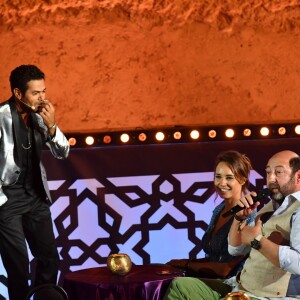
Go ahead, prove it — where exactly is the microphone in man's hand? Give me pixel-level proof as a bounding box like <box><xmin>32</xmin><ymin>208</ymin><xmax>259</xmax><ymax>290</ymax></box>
<box><xmin>222</xmin><ymin>188</ymin><xmax>271</xmax><ymax>218</ymax></box>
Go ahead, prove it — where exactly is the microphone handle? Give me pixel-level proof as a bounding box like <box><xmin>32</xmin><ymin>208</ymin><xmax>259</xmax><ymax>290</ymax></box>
<box><xmin>222</xmin><ymin>188</ymin><xmax>270</xmax><ymax>218</ymax></box>
<box><xmin>222</xmin><ymin>204</ymin><xmax>247</xmax><ymax>218</ymax></box>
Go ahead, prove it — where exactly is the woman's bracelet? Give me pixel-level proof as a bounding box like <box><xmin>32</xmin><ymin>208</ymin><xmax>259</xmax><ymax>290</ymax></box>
<box><xmin>48</xmin><ymin>122</ymin><xmax>57</xmax><ymax>130</ymax></box>
<box><xmin>234</xmin><ymin>214</ymin><xmax>247</xmax><ymax>231</ymax></box>
<box><xmin>234</xmin><ymin>214</ymin><xmax>247</xmax><ymax>222</ymax></box>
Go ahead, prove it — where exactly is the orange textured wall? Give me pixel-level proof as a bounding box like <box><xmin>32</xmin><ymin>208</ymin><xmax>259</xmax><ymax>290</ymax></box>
<box><xmin>1</xmin><ymin>0</ymin><xmax>300</xmax><ymax>133</ymax></box>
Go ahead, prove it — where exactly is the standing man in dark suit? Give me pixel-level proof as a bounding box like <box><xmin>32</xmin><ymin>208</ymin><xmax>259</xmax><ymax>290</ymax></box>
<box><xmin>0</xmin><ymin>64</ymin><xmax>70</xmax><ymax>300</ymax></box>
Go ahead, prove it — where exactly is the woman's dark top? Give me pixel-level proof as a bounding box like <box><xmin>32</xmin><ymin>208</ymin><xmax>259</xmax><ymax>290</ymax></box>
<box><xmin>201</xmin><ymin>201</ymin><xmax>256</xmax><ymax>277</ymax></box>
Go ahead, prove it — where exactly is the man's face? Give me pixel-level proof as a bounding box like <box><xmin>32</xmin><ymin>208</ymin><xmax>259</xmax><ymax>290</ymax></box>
<box><xmin>266</xmin><ymin>152</ymin><xmax>297</xmax><ymax>202</ymax></box>
<box><xmin>23</xmin><ymin>79</ymin><xmax>46</xmax><ymax>107</ymax></box>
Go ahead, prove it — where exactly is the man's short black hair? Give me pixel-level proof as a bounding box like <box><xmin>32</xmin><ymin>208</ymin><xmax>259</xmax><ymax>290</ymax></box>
<box><xmin>9</xmin><ymin>64</ymin><xmax>45</xmax><ymax>96</ymax></box>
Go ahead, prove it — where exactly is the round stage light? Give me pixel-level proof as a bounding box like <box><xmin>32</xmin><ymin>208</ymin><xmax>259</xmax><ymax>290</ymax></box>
<box><xmin>278</xmin><ymin>127</ymin><xmax>286</xmax><ymax>135</ymax></box>
<box><xmin>225</xmin><ymin>128</ymin><xmax>234</xmax><ymax>138</ymax></box>
<box><xmin>155</xmin><ymin>132</ymin><xmax>165</xmax><ymax>141</ymax></box>
<box><xmin>243</xmin><ymin>128</ymin><xmax>251</xmax><ymax>137</ymax></box>
<box><xmin>173</xmin><ymin>131</ymin><xmax>182</xmax><ymax>140</ymax></box>
<box><xmin>120</xmin><ymin>133</ymin><xmax>130</xmax><ymax>143</ymax></box>
<box><xmin>138</xmin><ymin>133</ymin><xmax>147</xmax><ymax>142</ymax></box>
<box><xmin>85</xmin><ymin>136</ymin><xmax>94</xmax><ymax>145</ymax></box>
<box><xmin>68</xmin><ymin>137</ymin><xmax>77</xmax><ymax>146</ymax></box>
<box><xmin>208</xmin><ymin>130</ymin><xmax>216</xmax><ymax>138</ymax></box>
<box><xmin>295</xmin><ymin>125</ymin><xmax>300</xmax><ymax>135</ymax></box>
<box><xmin>190</xmin><ymin>130</ymin><xmax>200</xmax><ymax>140</ymax></box>
<box><xmin>260</xmin><ymin>127</ymin><xmax>269</xmax><ymax>137</ymax></box>
<box><xmin>103</xmin><ymin>135</ymin><xmax>112</xmax><ymax>144</ymax></box>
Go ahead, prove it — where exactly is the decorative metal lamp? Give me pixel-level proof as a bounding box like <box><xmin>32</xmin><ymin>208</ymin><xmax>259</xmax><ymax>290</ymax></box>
<box><xmin>225</xmin><ymin>291</ymin><xmax>250</xmax><ymax>300</ymax></box>
<box><xmin>107</xmin><ymin>253</ymin><xmax>132</xmax><ymax>276</ymax></box>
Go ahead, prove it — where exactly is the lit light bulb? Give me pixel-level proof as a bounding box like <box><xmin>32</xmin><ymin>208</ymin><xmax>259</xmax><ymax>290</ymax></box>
<box><xmin>278</xmin><ymin>127</ymin><xmax>286</xmax><ymax>135</ymax></box>
<box><xmin>173</xmin><ymin>131</ymin><xmax>182</xmax><ymax>140</ymax></box>
<box><xmin>120</xmin><ymin>133</ymin><xmax>130</xmax><ymax>143</ymax></box>
<box><xmin>225</xmin><ymin>129</ymin><xmax>234</xmax><ymax>138</ymax></box>
<box><xmin>68</xmin><ymin>137</ymin><xmax>77</xmax><ymax>146</ymax></box>
<box><xmin>138</xmin><ymin>133</ymin><xmax>147</xmax><ymax>142</ymax></box>
<box><xmin>243</xmin><ymin>129</ymin><xmax>251</xmax><ymax>137</ymax></box>
<box><xmin>260</xmin><ymin>127</ymin><xmax>269</xmax><ymax>137</ymax></box>
<box><xmin>155</xmin><ymin>132</ymin><xmax>165</xmax><ymax>141</ymax></box>
<box><xmin>208</xmin><ymin>130</ymin><xmax>216</xmax><ymax>138</ymax></box>
<box><xmin>190</xmin><ymin>130</ymin><xmax>200</xmax><ymax>140</ymax></box>
<box><xmin>295</xmin><ymin>125</ymin><xmax>300</xmax><ymax>135</ymax></box>
<box><xmin>85</xmin><ymin>136</ymin><xmax>94</xmax><ymax>145</ymax></box>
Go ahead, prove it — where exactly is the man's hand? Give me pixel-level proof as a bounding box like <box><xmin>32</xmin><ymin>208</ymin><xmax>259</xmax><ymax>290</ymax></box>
<box><xmin>235</xmin><ymin>192</ymin><xmax>260</xmax><ymax>220</ymax></box>
<box><xmin>38</xmin><ymin>99</ymin><xmax>56</xmax><ymax>130</ymax></box>
<box><xmin>268</xmin><ymin>225</ymin><xmax>289</xmax><ymax>246</ymax></box>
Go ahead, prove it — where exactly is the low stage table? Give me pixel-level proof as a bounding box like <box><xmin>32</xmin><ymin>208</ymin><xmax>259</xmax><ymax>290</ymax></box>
<box><xmin>63</xmin><ymin>264</ymin><xmax>185</xmax><ymax>300</ymax></box>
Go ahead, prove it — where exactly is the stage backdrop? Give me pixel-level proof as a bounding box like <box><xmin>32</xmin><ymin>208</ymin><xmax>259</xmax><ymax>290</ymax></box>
<box><xmin>0</xmin><ymin>137</ymin><xmax>299</xmax><ymax>298</ymax></box>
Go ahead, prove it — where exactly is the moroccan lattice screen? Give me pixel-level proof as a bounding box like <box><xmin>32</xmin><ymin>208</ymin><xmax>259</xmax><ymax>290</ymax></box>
<box><xmin>0</xmin><ymin>138</ymin><xmax>299</xmax><ymax>299</ymax></box>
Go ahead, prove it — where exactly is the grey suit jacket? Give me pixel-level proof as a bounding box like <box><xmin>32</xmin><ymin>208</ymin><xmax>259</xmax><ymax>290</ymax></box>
<box><xmin>0</xmin><ymin>98</ymin><xmax>70</xmax><ymax>205</ymax></box>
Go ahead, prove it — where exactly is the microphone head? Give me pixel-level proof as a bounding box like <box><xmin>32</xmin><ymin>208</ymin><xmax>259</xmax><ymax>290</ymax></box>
<box><xmin>257</xmin><ymin>188</ymin><xmax>271</xmax><ymax>198</ymax></box>
<box><xmin>221</xmin><ymin>188</ymin><xmax>271</xmax><ymax>218</ymax></box>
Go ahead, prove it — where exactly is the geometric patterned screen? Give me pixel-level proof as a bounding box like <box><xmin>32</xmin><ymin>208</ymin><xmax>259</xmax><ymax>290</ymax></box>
<box><xmin>0</xmin><ymin>138</ymin><xmax>299</xmax><ymax>298</ymax></box>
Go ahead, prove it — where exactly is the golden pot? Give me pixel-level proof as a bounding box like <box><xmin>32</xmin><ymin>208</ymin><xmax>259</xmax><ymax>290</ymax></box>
<box><xmin>107</xmin><ymin>253</ymin><xmax>132</xmax><ymax>275</ymax></box>
<box><xmin>225</xmin><ymin>291</ymin><xmax>250</xmax><ymax>300</ymax></box>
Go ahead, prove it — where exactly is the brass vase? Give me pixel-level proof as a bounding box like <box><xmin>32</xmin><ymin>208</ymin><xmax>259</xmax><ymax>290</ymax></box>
<box><xmin>225</xmin><ymin>291</ymin><xmax>250</xmax><ymax>300</ymax></box>
<box><xmin>107</xmin><ymin>253</ymin><xmax>132</xmax><ymax>275</ymax></box>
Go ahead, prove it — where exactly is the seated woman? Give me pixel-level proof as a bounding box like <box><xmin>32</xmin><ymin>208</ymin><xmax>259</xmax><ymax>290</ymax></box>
<box><xmin>166</xmin><ymin>150</ymin><xmax>256</xmax><ymax>279</ymax></box>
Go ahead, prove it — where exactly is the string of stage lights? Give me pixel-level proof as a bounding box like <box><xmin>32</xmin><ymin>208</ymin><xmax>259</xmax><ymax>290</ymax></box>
<box><xmin>66</xmin><ymin>123</ymin><xmax>300</xmax><ymax>148</ymax></box>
